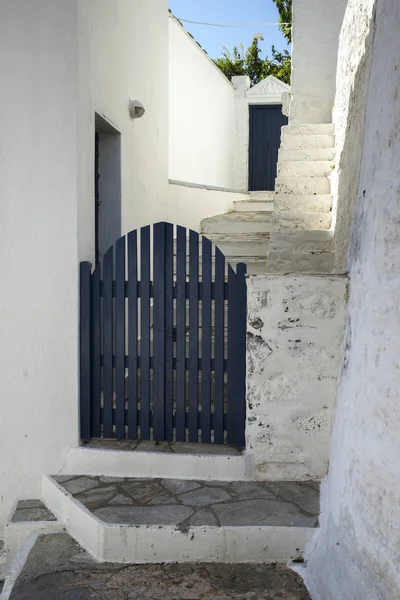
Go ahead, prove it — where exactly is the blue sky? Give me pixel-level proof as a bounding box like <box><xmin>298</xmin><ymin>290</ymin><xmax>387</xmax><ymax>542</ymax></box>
<box><xmin>168</xmin><ymin>0</ymin><xmax>289</xmax><ymax>60</ymax></box>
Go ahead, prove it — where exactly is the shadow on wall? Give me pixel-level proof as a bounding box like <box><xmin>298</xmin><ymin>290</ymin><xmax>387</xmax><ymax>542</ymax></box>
<box><xmin>332</xmin><ymin>1</ymin><xmax>378</xmax><ymax>273</ymax></box>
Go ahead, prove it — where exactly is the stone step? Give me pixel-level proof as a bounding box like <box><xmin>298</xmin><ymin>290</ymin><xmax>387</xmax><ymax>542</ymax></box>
<box><xmin>269</xmin><ymin>230</ymin><xmax>334</xmax><ymax>254</ymax></box>
<box><xmin>272</xmin><ymin>211</ymin><xmax>332</xmax><ymax>232</ymax></box>
<box><xmin>281</xmin><ymin>123</ymin><xmax>334</xmax><ymax>136</ymax></box>
<box><xmin>201</xmin><ymin>211</ymin><xmax>272</xmax><ymax>235</ymax></box>
<box><xmin>277</xmin><ymin>160</ymin><xmax>333</xmax><ymax>179</ymax></box>
<box><xmin>233</xmin><ymin>199</ymin><xmax>274</xmax><ymax>212</ymax></box>
<box><xmin>274</xmin><ymin>193</ymin><xmax>332</xmax><ymax>213</ymax></box>
<box><xmin>280</xmin><ymin>134</ymin><xmax>335</xmax><ymax>151</ymax></box>
<box><xmin>43</xmin><ymin>475</ymin><xmax>319</xmax><ymax>564</ymax></box>
<box><xmin>267</xmin><ymin>250</ymin><xmax>335</xmax><ymax>274</ymax></box>
<box><xmin>278</xmin><ymin>147</ymin><xmax>335</xmax><ymax>162</ymax></box>
<box><xmin>275</xmin><ymin>177</ymin><xmax>331</xmax><ymax>195</ymax></box>
<box><xmin>203</xmin><ymin>233</ymin><xmax>270</xmax><ymax>256</ymax></box>
<box><xmin>248</xmin><ymin>191</ymin><xmax>274</xmax><ymax>201</ymax></box>
<box><xmin>5</xmin><ymin>499</ymin><xmax>63</xmax><ymax>572</ymax></box>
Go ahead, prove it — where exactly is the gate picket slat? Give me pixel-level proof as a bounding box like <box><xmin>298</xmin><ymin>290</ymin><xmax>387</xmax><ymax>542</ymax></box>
<box><xmin>127</xmin><ymin>230</ymin><xmax>138</xmax><ymax>439</ymax></box>
<box><xmin>91</xmin><ymin>265</ymin><xmax>101</xmax><ymax>438</ymax></box>
<box><xmin>201</xmin><ymin>236</ymin><xmax>212</xmax><ymax>443</ymax></box>
<box><xmin>103</xmin><ymin>246</ymin><xmax>114</xmax><ymax>438</ymax></box>
<box><xmin>80</xmin><ymin>262</ymin><xmax>92</xmax><ymax>439</ymax></box>
<box><xmin>140</xmin><ymin>225</ymin><xmax>151</xmax><ymax>440</ymax></box>
<box><xmin>175</xmin><ymin>226</ymin><xmax>187</xmax><ymax>442</ymax></box>
<box><xmin>188</xmin><ymin>229</ymin><xmax>199</xmax><ymax>442</ymax></box>
<box><xmin>213</xmin><ymin>247</ymin><xmax>225</xmax><ymax>445</ymax></box>
<box><xmin>165</xmin><ymin>223</ymin><xmax>174</xmax><ymax>441</ymax></box>
<box><xmin>115</xmin><ymin>236</ymin><xmax>126</xmax><ymax>439</ymax></box>
<box><xmin>153</xmin><ymin>222</ymin><xmax>166</xmax><ymax>441</ymax></box>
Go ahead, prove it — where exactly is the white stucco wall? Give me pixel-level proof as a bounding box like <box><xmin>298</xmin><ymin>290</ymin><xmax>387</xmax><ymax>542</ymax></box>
<box><xmin>246</xmin><ymin>275</ymin><xmax>347</xmax><ymax>481</ymax></box>
<box><xmin>78</xmin><ymin>0</ymin><xmax>169</xmax><ymax>263</ymax></box>
<box><xmin>167</xmin><ymin>182</ymin><xmax>248</xmax><ymax>232</ymax></box>
<box><xmin>290</xmin><ymin>0</ymin><xmax>347</xmax><ymax>124</ymax></box>
<box><xmin>331</xmin><ymin>0</ymin><xmax>377</xmax><ymax>272</ymax></box>
<box><xmin>0</xmin><ymin>0</ymin><xmax>80</xmax><ymax>533</ymax></box>
<box><xmin>305</xmin><ymin>1</ymin><xmax>400</xmax><ymax>598</ymax></box>
<box><xmin>168</xmin><ymin>16</ymin><xmax>235</xmax><ymax>189</ymax></box>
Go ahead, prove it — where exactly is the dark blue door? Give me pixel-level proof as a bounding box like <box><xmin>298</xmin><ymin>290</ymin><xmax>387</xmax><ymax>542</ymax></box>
<box><xmin>249</xmin><ymin>105</ymin><xmax>288</xmax><ymax>191</ymax></box>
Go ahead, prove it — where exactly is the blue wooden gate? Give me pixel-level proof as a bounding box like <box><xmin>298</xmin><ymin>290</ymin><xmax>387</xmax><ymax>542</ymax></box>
<box><xmin>80</xmin><ymin>222</ymin><xmax>247</xmax><ymax>446</ymax></box>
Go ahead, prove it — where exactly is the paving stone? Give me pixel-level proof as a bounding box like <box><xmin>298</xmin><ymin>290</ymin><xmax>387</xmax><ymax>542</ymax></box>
<box><xmin>9</xmin><ymin>533</ymin><xmax>310</xmax><ymax>599</ymax></box>
<box><xmin>179</xmin><ymin>487</ymin><xmax>231</xmax><ymax>506</ymax></box>
<box><xmin>16</xmin><ymin>500</ymin><xmax>45</xmax><ymax>509</ymax></box>
<box><xmin>75</xmin><ymin>486</ymin><xmax>117</xmax><ymax>509</ymax></box>
<box><xmin>93</xmin><ymin>505</ymin><xmax>193</xmax><ymax>525</ymax></box>
<box><xmin>161</xmin><ymin>479</ymin><xmax>200</xmax><ymax>495</ymax></box>
<box><xmin>60</xmin><ymin>477</ymin><xmax>100</xmax><ymax>495</ymax></box>
<box><xmin>11</xmin><ymin>502</ymin><xmax>57</xmax><ymax>523</ymax></box>
<box><xmin>169</xmin><ymin>442</ymin><xmax>241</xmax><ymax>456</ymax></box>
<box><xmin>99</xmin><ymin>476</ymin><xmax>124</xmax><ymax>484</ymax></box>
<box><xmin>213</xmin><ymin>499</ymin><xmax>318</xmax><ymax>527</ymax></box>
<box><xmin>52</xmin><ymin>475</ymin><xmax>75</xmax><ymax>484</ymax></box>
<box><xmin>188</xmin><ymin>508</ymin><xmax>219</xmax><ymax>526</ymax></box>
<box><xmin>264</xmin><ymin>482</ymin><xmax>320</xmax><ymax>516</ymax></box>
<box><xmin>229</xmin><ymin>481</ymin><xmax>276</xmax><ymax>500</ymax></box>
<box><xmin>108</xmin><ymin>494</ymin><xmax>135</xmax><ymax>506</ymax></box>
<box><xmin>135</xmin><ymin>440</ymin><xmax>172</xmax><ymax>453</ymax></box>
<box><xmin>122</xmin><ymin>481</ymin><xmax>172</xmax><ymax>505</ymax></box>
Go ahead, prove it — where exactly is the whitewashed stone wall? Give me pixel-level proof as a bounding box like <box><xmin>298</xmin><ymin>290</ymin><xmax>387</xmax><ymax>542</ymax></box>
<box><xmin>305</xmin><ymin>1</ymin><xmax>400</xmax><ymax>598</ymax></box>
<box><xmin>331</xmin><ymin>0</ymin><xmax>377</xmax><ymax>272</ymax></box>
<box><xmin>232</xmin><ymin>76</ymin><xmax>251</xmax><ymax>191</ymax></box>
<box><xmin>246</xmin><ymin>275</ymin><xmax>348</xmax><ymax>481</ymax></box>
<box><xmin>290</xmin><ymin>0</ymin><xmax>347</xmax><ymax>124</ymax></box>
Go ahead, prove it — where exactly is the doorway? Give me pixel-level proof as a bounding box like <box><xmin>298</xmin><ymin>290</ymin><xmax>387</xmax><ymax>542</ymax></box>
<box><xmin>94</xmin><ymin>114</ymin><xmax>121</xmax><ymax>264</ymax></box>
<box><xmin>248</xmin><ymin>105</ymin><xmax>288</xmax><ymax>191</ymax></box>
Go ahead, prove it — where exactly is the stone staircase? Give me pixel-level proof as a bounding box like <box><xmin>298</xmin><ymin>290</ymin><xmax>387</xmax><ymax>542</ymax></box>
<box><xmin>200</xmin><ymin>192</ymin><xmax>273</xmax><ymax>274</ymax></box>
<box><xmin>268</xmin><ymin>123</ymin><xmax>335</xmax><ymax>273</ymax></box>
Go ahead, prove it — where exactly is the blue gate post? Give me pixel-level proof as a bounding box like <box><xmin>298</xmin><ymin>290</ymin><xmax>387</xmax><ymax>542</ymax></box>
<box><xmin>80</xmin><ymin>261</ymin><xmax>92</xmax><ymax>439</ymax></box>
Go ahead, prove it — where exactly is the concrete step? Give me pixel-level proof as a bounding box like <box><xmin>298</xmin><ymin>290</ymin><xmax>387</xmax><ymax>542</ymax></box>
<box><xmin>43</xmin><ymin>475</ymin><xmax>319</xmax><ymax>564</ymax></box>
<box><xmin>274</xmin><ymin>193</ymin><xmax>332</xmax><ymax>213</ymax></box>
<box><xmin>272</xmin><ymin>211</ymin><xmax>332</xmax><ymax>232</ymax></box>
<box><xmin>267</xmin><ymin>250</ymin><xmax>335</xmax><ymax>274</ymax></box>
<box><xmin>275</xmin><ymin>177</ymin><xmax>331</xmax><ymax>195</ymax></box>
<box><xmin>204</xmin><ymin>232</ymin><xmax>270</xmax><ymax>257</ymax></box>
<box><xmin>201</xmin><ymin>211</ymin><xmax>272</xmax><ymax>235</ymax></box>
<box><xmin>248</xmin><ymin>191</ymin><xmax>274</xmax><ymax>201</ymax></box>
<box><xmin>233</xmin><ymin>199</ymin><xmax>274</xmax><ymax>212</ymax></box>
<box><xmin>278</xmin><ymin>147</ymin><xmax>335</xmax><ymax>162</ymax></box>
<box><xmin>277</xmin><ymin>160</ymin><xmax>333</xmax><ymax>179</ymax></box>
<box><xmin>280</xmin><ymin>134</ymin><xmax>335</xmax><ymax>151</ymax></box>
<box><xmin>281</xmin><ymin>123</ymin><xmax>334</xmax><ymax>136</ymax></box>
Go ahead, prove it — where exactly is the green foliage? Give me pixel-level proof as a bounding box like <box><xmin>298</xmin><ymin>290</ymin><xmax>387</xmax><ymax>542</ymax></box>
<box><xmin>272</xmin><ymin>0</ymin><xmax>292</xmax><ymax>43</ymax></box>
<box><xmin>214</xmin><ymin>35</ymin><xmax>291</xmax><ymax>86</ymax></box>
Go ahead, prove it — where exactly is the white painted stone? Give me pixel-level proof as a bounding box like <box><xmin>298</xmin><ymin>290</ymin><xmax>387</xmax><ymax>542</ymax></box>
<box><xmin>277</xmin><ymin>161</ymin><xmax>333</xmax><ymax>178</ymax></box>
<box><xmin>275</xmin><ymin>177</ymin><xmax>331</xmax><ymax>195</ymax></box>
<box><xmin>169</xmin><ymin>16</ymin><xmax>235</xmax><ymax>189</ymax></box>
<box><xmin>304</xmin><ymin>2</ymin><xmax>400</xmax><ymax>598</ymax></box>
<box><xmin>289</xmin><ymin>0</ymin><xmax>347</xmax><ymax>124</ymax></box>
<box><xmin>278</xmin><ymin>147</ymin><xmax>335</xmax><ymax>162</ymax></box>
<box><xmin>271</xmin><ymin>211</ymin><xmax>332</xmax><ymax>232</ymax></box>
<box><xmin>204</xmin><ymin>233</ymin><xmax>270</xmax><ymax>257</ymax></box>
<box><xmin>233</xmin><ymin>200</ymin><xmax>274</xmax><ymax>212</ymax></box>
<box><xmin>281</xmin><ymin>124</ymin><xmax>334</xmax><ymax>136</ymax></box>
<box><xmin>201</xmin><ymin>212</ymin><xmax>272</xmax><ymax>235</ymax></box>
<box><xmin>274</xmin><ymin>194</ymin><xmax>332</xmax><ymax>214</ymax></box>
<box><xmin>280</xmin><ymin>134</ymin><xmax>335</xmax><ymax>151</ymax></box>
<box><xmin>270</xmin><ymin>230</ymin><xmax>334</xmax><ymax>255</ymax></box>
<box><xmin>246</xmin><ymin>275</ymin><xmax>347</xmax><ymax>479</ymax></box>
<box><xmin>267</xmin><ymin>251</ymin><xmax>335</xmax><ymax>275</ymax></box>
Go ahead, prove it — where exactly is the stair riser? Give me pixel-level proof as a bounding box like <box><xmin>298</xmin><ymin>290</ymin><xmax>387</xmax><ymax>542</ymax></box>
<box><xmin>206</xmin><ymin>241</ymin><xmax>270</xmax><ymax>257</ymax></box>
<box><xmin>274</xmin><ymin>194</ymin><xmax>332</xmax><ymax>214</ymax></box>
<box><xmin>233</xmin><ymin>201</ymin><xmax>274</xmax><ymax>212</ymax></box>
<box><xmin>277</xmin><ymin>162</ymin><xmax>333</xmax><ymax>178</ymax></box>
<box><xmin>201</xmin><ymin>220</ymin><xmax>271</xmax><ymax>235</ymax></box>
<box><xmin>267</xmin><ymin>251</ymin><xmax>335</xmax><ymax>274</ymax></box>
<box><xmin>270</xmin><ymin>231</ymin><xmax>334</xmax><ymax>254</ymax></box>
<box><xmin>272</xmin><ymin>212</ymin><xmax>332</xmax><ymax>232</ymax></box>
<box><xmin>281</xmin><ymin>124</ymin><xmax>334</xmax><ymax>136</ymax></box>
<box><xmin>275</xmin><ymin>178</ymin><xmax>331</xmax><ymax>195</ymax></box>
<box><xmin>278</xmin><ymin>147</ymin><xmax>335</xmax><ymax>162</ymax></box>
<box><xmin>280</xmin><ymin>134</ymin><xmax>335</xmax><ymax>151</ymax></box>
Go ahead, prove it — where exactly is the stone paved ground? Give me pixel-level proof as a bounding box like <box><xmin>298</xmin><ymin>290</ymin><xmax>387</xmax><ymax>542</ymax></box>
<box><xmin>11</xmin><ymin>500</ymin><xmax>57</xmax><ymax>523</ymax></box>
<box><xmin>10</xmin><ymin>533</ymin><xmax>311</xmax><ymax>600</ymax></box>
<box><xmin>53</xmin><ymin>476</ymin><xmax>320</xmax><ymax>528</ymax></box>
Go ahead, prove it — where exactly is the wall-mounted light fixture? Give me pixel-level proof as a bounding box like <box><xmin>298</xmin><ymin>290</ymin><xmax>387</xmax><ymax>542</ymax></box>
<box><xmin>129</xmin><ymin>99</ymin><xmax>145</xmax><ymax>119</ymax></box>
